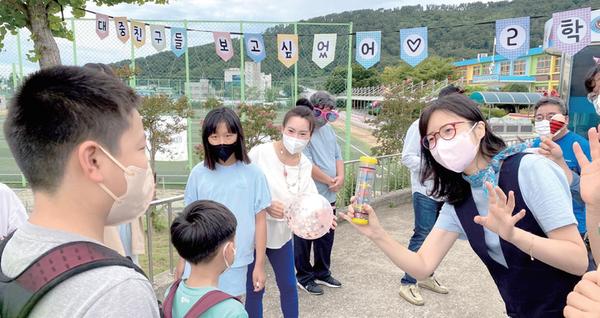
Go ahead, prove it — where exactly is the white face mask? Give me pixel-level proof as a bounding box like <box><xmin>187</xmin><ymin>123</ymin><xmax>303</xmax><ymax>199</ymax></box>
<box><xmin>430</xmin><ymin>123</ymin><xmax>480</xmax><ymax>173</ymax></box>
<box><xmin>534</xmin><ymin>120</ymin><xmax>551</xmax><ymax>137</ymax></box>
<box><xmin>282</xmin><ymin>134</ymin><xmax>309</xmax><ymax>154</ymax></box>
<box><xmin>222</xmin><ymin>241</ymin><xmax>236</xmax><ymax>270</ymax></box>
<box><xmin>98</xmin><ymin>146</ymin><xmax>155</xmax><ymax>226</ymax></box>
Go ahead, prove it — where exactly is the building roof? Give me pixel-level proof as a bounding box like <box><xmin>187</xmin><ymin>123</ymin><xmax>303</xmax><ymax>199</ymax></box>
<box><xmin>469</xmin><ymin>91</ymin><xmax>543</xmax><ymax>105</ymax></box>
<box><xmin>453</xmin><ymin>47</ymin><xmax>545</xmax><ymax>67</ymax></box>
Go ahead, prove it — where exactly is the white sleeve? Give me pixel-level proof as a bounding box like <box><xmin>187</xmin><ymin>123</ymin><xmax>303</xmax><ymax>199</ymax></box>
<box><xmin>401</xmin><ymin>120</ymin><xmax>423</xmax><ymax>173</ymax></box>
<box><xmin>4</xmin><ymin>187</ymin><xmax>28</xmax><ymax>234</ymax></box>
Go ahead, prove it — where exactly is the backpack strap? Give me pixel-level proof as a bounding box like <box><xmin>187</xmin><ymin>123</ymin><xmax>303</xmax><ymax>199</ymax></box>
<box><xmin>0</xmin><ymin>234</ymin><xmax>146</xmax><ymax>318</ymax></box>
<box><xmin>161</xmin><ymin>279</ymin><xmax>183</xmax><ymax>318</ymax></box>
<box><xmin>184</xmin><ymin>290</ymin><xmax>242</xmax><ymax>318</ymax></box>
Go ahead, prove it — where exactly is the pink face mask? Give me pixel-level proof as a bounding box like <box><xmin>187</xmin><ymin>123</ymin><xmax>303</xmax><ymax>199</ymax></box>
<box><xmin>430</xmin><ymin>123</ymin><xmax>480</xmax><ymax>173</ymax></box>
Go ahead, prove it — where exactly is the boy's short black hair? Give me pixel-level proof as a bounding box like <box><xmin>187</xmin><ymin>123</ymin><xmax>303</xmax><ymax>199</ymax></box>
<box><xmin>83</xmin><ymin>63</ymin><xmax>117</xmax><ymax>77</ymax></box>
<box><xmin>4</xmin><ymin>65</ymin><xmax>139</xmax><ymax>192</ymax></box>
<box><xmin>171</xmin><ymin>200</ymin><xmax>237</xmax><ymax>265</ymax></box>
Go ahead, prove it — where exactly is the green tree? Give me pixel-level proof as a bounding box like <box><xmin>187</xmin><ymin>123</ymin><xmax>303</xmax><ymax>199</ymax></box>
<box><xmin>0</xmin><ymin>0</ymin><xmax>167</xmax><ymax>68</ymax></box>
<box><xmin>325</xmin><ymin>63</ymin><xmax>381</xmax><ymax>93</ymax></box>
<box><xmin>369</xmin><ymin>88</ymin><xmax>427</xmax><ymax>155</ymax></box>
<box><xmin>501</xmin><ymin>83</ymin><xmax>530</xmax><ymax>92</ymax></box>
<box><xmin>381</xmin><ymin>56</ymin><xmax>455</xmax><ymax>85</ymax></box>
<box><xmin>237</xmin><ymin>104</ymin><xmax>280</xmax><ymax>150</ymax></box>
<box><xmin>138</xmin><ymin>94</ymin><xmax>193</xmax><ymax>172</ymax></box>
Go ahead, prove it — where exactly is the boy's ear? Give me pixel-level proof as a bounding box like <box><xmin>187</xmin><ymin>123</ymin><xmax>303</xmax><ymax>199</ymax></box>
<box><xmin>77</xmin><ymin>141</ymin><xmax>105</xmax><ymax>183</ymax></box>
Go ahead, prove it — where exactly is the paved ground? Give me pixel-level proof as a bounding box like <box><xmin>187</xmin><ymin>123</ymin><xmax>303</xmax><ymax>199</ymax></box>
<box><xmin>259</xmin><ymin>202</ymin><xmax>506</xmax><ymax>318</ymax></box>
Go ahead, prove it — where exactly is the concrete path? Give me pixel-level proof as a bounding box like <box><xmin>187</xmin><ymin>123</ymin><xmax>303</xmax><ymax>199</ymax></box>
<box><xmin>260</xmin><ymin>202</ymin><xmax>507</xmax><ymax>318</ymax></box>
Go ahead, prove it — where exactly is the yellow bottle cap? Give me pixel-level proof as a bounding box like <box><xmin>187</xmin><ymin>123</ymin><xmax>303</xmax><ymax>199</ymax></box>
<box><xmin>351</xmin><ymin>218</ymin><xmax>369</xmax><ymax>225</ymax></box>
<box><xmin>359</xmin><ymin>156</ymin><xmax>378</xmax><ymax>165</ymax></box>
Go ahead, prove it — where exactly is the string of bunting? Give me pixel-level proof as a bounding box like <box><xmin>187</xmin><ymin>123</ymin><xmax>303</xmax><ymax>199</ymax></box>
<box><xmin>87</xmin><ymin>6</ymin><xmax>595</xmax><ymax>69</ymax></box>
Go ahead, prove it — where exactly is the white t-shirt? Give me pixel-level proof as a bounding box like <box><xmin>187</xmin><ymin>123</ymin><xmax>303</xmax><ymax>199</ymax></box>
<box><xmin>0</xmin><ymin>183</ymin><xmax>28</xmax><ymax>239</ymax></box>
<box><xmin>249</xmin><ymin>142</ymin><xmax>318</xmax><ymax>249</ymax></box>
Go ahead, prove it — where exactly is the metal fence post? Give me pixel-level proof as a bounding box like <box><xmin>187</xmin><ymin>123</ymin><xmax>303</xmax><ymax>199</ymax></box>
<box><xmin>184</xmin><ymin>20</ymin><xmax>193</xmax><ymax>172</ymax></box>
<box><xmin>293</xmin><ymin>23</ymin><xmax>298</xmax><ymax>103</ymax></box>
<box><xmin>344</xmin><ymin>22</ymin><xmax>353</xmax><ymax>160</ymax></box>
<box><xmin>167</xmin><ymin>202</ymin><xmax>174</xmax><ymax>274</ymax></box>
<box><xmin>71</xmin><ymin>18</ymin><xmax>78</xmax><ymax>65</ymax></box>
<box><xmin>16</xmin><ymin>30</ymin><xmax>23</xmax><ymax>81</ymax></box>
<box><xmin>145</xmin><ymin>208</ymin><xmax>154</xmax><ymax>283</ymax></box>
<box><xmin>240</xmin><ymin>22</ymin><xmax>246</xmax><ymax>103</ymax></box>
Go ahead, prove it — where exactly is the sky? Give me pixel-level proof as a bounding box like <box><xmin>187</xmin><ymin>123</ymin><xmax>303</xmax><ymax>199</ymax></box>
<box><xmin>1</xmin><ymin>0</ymin><xmax>505</xmax><ymax>77</ymax></box>
<box><xmin>82</xmin><ymin>0</ymin><xmax>504</xmax><ymax>22</ymax></box>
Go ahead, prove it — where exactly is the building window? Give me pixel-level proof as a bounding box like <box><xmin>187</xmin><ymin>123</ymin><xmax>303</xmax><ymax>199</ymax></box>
<box><xmin>456</xmin><ymin>68</ymin><xmax>467</xmax><ymax>79</ymax></box>
<box><xmin>513</xmin><ymin>59</ymin><xmax>526</xmax><ymax>76</ymax></box>
<box><xmin>473</xmin><ymin>65</ymin><xmax>481</xmax><ymax>76</ymax></box>
<box><xmin>536</xmin><ymin>56</ymin><xmax>551</xmax><ymax>74</ymax></box>
<box><xmin>553</xmin><ymin>57</ymin><xmax>561</xmax><ymax>73</ymax></box>
<box><xmin>500</xmin><ymin>61</ymin><xmax>510</xmax><ymax>76</ymax></box>
<box><xmin>481</xmin><ymin>63</ymin><xmax>492</xmax><ymax>75</ymax></box>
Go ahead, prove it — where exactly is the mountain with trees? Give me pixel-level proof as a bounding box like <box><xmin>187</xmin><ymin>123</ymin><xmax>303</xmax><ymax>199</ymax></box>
<box><xmin>110</xmin><ymin>0</ymin><xmax>598</xmax><ymax>83</ymax></box>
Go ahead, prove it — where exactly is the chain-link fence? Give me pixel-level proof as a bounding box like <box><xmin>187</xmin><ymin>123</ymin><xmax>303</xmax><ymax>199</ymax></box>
<box><xmin>0</xmin><ymin>19</ymin><xmax>353</xmax><ymax>187</ymax></box>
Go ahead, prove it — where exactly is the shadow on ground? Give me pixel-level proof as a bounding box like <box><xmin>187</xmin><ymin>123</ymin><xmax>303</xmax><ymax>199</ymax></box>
<box><xmin>260</xmin><ymin>202</ymin><xmax>506</xmax><ymax>318</ymax></box>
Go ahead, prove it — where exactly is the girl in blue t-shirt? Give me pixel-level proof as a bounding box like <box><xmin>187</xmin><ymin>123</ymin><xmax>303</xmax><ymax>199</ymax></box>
<box><xmin>175</xmin><ymin>107</ymin><xmax>271</xmax><ymax>297</ymax></box>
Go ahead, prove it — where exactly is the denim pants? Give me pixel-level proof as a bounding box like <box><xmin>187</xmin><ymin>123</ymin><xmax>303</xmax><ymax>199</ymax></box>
<box><xmin>245</xmin><ymin>240</ymin><xmax>298</xmax><ymax>318</ymax></box>
<box><xmin>401</xmin><ymin>192</ymin><xmax>444</xmax><ymax>285</ymax></box>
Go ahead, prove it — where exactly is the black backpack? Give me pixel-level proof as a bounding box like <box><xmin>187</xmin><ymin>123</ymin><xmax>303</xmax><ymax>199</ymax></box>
<box><xmin>0</xmin><ymin>231</ymin><xmax>148</xmax><ymax>318</ymax></box>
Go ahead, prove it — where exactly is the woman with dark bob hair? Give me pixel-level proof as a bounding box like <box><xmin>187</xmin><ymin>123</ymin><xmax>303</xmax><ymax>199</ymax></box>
<box><xmin>343</xmin><ymin>93</ymin><xmax>588</xmax><ymax>317</ymax></box>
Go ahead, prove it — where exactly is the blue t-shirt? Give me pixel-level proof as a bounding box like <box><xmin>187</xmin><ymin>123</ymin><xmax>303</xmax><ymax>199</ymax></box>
<box><xmin>532</xmin><ymin>131</ymin><xmax>591</xmax><ymax>233</ymax></box>
<box><xmin>184</xmin><ymin>161</ymin><xmax>271</xmax><ymax>266</ymax></box>
<box><xmin>434</xmin><ymin>155</ymin><xmax>577</xmax><ymax>267</ymax></box>
<box><xmin>303</xmin><ymin>124</ymin><xmax>342</xmax><ymax>203</ymax></box>
<box><xmin>164</xmin><ymin>282</ymin><xmax>248</xmax><ymax>318</ymax></box>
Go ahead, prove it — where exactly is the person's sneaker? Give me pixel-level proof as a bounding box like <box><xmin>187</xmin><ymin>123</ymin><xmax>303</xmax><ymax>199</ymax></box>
<box><xmin>418</xmin><ymin>276</ymin><xmax>449</xmax><ymax>294</ymax></box>
<box><xmin>315</xmin><ymin>276</ymin><xmax>342</xmax><ymax>288</ymax></box>
<box><xmin>297</xmin><ymin>281</ymin><xmax>324</xmax><ymax>295</ymax></box>
<box><xmin>399</xmin><ymin>284</ymin><xmax>425</xmax><ymax>306</ymax></box>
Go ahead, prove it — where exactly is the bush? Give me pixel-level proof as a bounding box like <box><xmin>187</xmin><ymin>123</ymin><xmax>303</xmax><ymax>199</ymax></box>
<box><xmin>501</xmin><ymin>83</ymin><xmax>530</xmax><ymax>92</ymax></box>
<box><xmin>483</xmin><ymin>107</ymin><xmax>509</xmax><ymax>119</ymax></box>
<box><xmin>204</xmin><ymin>97</ymin><xmax>223</xmax><ymax>110</ymax></box>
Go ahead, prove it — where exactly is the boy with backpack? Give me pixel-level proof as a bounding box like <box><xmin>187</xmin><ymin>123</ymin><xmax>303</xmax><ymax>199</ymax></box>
<box><xmin>163</xmin><ymin>200</ymin><xmax>247</xmax><ymax>318</ymax></box>
<box><xmin>0</xmin><ymin>66</ymin><xmax>159</xmax><ymax>317</ymax></box>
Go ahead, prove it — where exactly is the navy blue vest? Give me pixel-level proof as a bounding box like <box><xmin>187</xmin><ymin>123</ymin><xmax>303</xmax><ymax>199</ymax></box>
<box><xmin>454</xmin><ymin>153</ymin><xmax>580</xmax><ymax>317</ymax></box>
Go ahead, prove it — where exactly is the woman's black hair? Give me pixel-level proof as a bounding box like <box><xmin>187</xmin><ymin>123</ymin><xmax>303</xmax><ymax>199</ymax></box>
<box><xmin>202</xmin><ymin>107</ymin><xmax>250</xmax><ymax>170</ymax></box>
<box><xmin>295</xmin><ymin>97</ymin><xmax>314</xmax><ymax>110</ymax></box>
<box><xmin>170</xmin><ymin>200</ymin><xmax>237</xmax><ymax>265</ymax></box>
<box><xmin>438</xmin><ymin>84</ymin><xmax>465</xmax><ymax>98</ymax></box>
<box><xmin>418</xmin><ymin>93</ymin><xmax>506</xmax><ymax>204</ymax></box>
<box><xmin>584</xmin><ymin>65</ymin><xmax>600</xmax><ymax>94</ymax></box>
<box><xmin>282</xmin><ymin>106</ymin><xmax>315</xmax><ymax>135</ymax></box>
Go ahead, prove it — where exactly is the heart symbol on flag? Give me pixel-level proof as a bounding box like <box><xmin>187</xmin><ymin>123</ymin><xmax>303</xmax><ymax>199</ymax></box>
<box><xmin>407</xmin><ymin>38</ymin><xmax>422</xmax><ymax>53</ymax></box>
